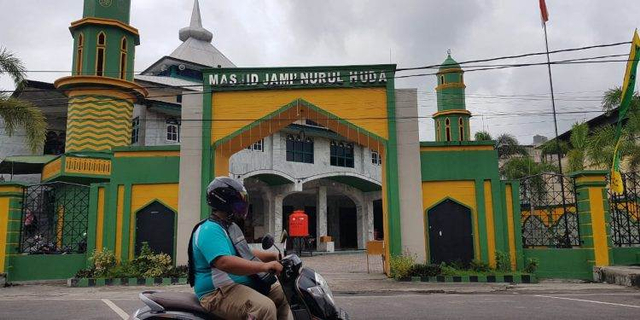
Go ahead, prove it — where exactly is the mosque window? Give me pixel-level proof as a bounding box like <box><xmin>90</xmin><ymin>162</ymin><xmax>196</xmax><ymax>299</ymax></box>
<box><xmin>459</xmin><ymin>117</ymin><xmax>465</xmax><ymax>141</ymax></box>
<box><xmin>131</xmin><ymin>117</ymin><xmax>140</xmax><ymax>144</ymax></box>
<box><xmin>286</xmin><ymin>134</ymin><xmax>313</xmax><ymax>163</ymax></box>
<box><xmin>371</xmin><ymin>150</ymin><xmax>382</xmax><ymax>165</ymax></box>
<box><xmin>246</xmin><ymin>139</ymin><xmax>264</xmax><ymax>152</ymax></box>
<box><xmin>119</xmin><ymin>37</ymin><xmax>127</xmax><ymax>80</ymax></box>
<box><xmin>330</xmin><ymin>140</ymin><xmax>354</xmax><ymax>168</ymax></box>
<box><xmin>440</xmin><ymin>75</ymin><xmax>445</xmax><ymax>85</ymax></box>
<box><xmin>436</xmin><ymin>120</ymin><xmax>441</xmax><ymax>141</ymax></box>
<box><xmin>445</xmin><ymin>118</ymin><xmax>452</xmax><ymax>142</ymax></box>
<box><xmin>166</xmin><ymin>123</ymin><xmax>180</xmax><ymax>142</ymax></box>
<box><xmin>96</xmin><ymin>32</ymin><xmax>106</xmax><ymax>77</ymax></box>
<box><xmin>75</xmin><ymin>33</ymin><xmax>84</xmax><ymax>75</ymax></box>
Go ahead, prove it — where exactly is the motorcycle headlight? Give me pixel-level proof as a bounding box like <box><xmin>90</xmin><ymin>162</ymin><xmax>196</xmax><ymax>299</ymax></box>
<box><xmin>307</xmin><ymin>273</ymin><xmax>335</xmax><ymax>305</ymax></box>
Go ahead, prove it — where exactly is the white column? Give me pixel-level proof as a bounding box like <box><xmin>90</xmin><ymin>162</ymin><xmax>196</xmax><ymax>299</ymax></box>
<box><xmin>273</xmin><ymin>194</ymin><xmax>284</xmax><ymax>240</ymax></box>
<box><xmin>366</xmin><ymin>199</ymin><xmax>374</xmax><ymax>241</ymax></box>
<box><xmin>316</xmin><ymin>186</ymin><xmax>327</xmax><ymax>244</ymax></box>
<box><xmin>356</xmin><ymin>203</ymin><xmax>365</xmax><ymax>249</ymax></box>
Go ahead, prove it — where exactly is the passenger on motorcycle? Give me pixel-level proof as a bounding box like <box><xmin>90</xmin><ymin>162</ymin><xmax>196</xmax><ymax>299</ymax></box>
<box><xmin>188</xmin><ymin>177</ymin><xmax>290</xmax><ymax>320</ymax></box>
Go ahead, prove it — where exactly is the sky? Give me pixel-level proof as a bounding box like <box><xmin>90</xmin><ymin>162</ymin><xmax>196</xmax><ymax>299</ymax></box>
<box><xmin>1</xmin><ymin>0</ymin><xmax>639</xmax><ymax>143</ymax></box>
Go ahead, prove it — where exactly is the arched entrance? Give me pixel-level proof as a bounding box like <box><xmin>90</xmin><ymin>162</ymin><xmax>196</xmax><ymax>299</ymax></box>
<box><xmin>427</xmin><ymin>199</ymin><xmax>473</xmax><ymax>265</ymax></box>
<box><xmin>135</xmin><ymin>201</ymin><xmax>176</xmax><ymax>259</ymax></box>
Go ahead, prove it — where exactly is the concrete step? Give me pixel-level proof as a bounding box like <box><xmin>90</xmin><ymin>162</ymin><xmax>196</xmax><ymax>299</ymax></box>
<box><xmin>593</xmin><ymin>266</ymin><xmax>640</xmax><ymax>288</ymax></box>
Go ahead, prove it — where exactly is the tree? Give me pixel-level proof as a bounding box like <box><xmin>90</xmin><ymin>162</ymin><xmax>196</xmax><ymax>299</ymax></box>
<box><xmin>501</xmin><ymin>156</ymin><xmax>558</xmax><ymax>180</ymax></box>
<box><xmin>601</xmin><ymin>87</ymin><xmax>640</xmax><ymax>114</ymax></box>
<box><xmin>567</xmin><ymin>122</ymin><xmax>588</xmax><ymax>172</ymax></box>
<box><xmin>495</xmin><ymin>133</ymin><xmax>528</xmax><ymax>160</ymax></box>
<box><xmin>0</xmin><ymin>47</ymin><xmax>46</xmax><ymax>152</ymax></box>
<box><xmin>474</xmin><ymin>131</ymin><xmax>492</xmax><ymax>141</ymax></box>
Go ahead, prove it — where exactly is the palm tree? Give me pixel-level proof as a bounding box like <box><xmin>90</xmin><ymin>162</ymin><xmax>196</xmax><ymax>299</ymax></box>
<box><xmin>495</xmin><ymin>133</ymin><xmax>528</xmax><ymax>160</ymax></box>
<box><xmin>567</xmin><ymin>122</ymin><xmax>588</xmax><ymax>172</ymax></box>
<box><xmin>601</xmin><ymin>87</ymin><xmax>640</xmax><ymax>114</ymax></box>
<box><xmin>474</xmin><ymin>131</ymin><xmax>492</xmax><ymax>141</ymax></box>
<box><xmin>0</xmin><ymin>47</ymin><xmax>46</xmax><ymax>152</ymax></box>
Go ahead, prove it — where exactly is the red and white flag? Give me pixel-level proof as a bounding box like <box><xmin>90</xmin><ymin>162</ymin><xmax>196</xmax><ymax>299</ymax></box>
<box><xmin>539</xmin><ymin>0</ymin><xmax>549</xmax><ymax>23</ymax></box>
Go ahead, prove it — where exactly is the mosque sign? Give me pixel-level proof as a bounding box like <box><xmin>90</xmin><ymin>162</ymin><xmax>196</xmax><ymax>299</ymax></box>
<box><xmin>206</xmin><ymin>65</ymin><xmax>395</xmax><ymax>90</ymax></box>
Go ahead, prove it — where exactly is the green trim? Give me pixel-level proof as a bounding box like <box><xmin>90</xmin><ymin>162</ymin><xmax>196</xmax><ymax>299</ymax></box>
<box><xmin>201</xmin><ymin>84</ymin><xmax>213</xmax><ymax>219</ymax></box>
<box><xmin>212</xmin><ymin>99</ymin><xmax>387</xmax><ymax>149</ymax></box>
<box><xmin>130</xmin><ymin>198</ymin><xmax>178</xmax><ymax>261</ymax></box>
<box><xmin>385</xmin><ymin>71</ymin><xmax>402</xmax><ymax>257</ymax></box>
<box><xmin>510</xmin><ymin>181</ymin><xmax>525</xmax><ymax>270</ymax></box>
<box><xmin>87</xmin><ymin>184</ymin><xmax>99</xmax><ymax>261</ymax></box>
<box><xmin>120</xmin><ymin>184</ymin><xmax>132</xmax><ymax>261</ymax></box>
<box><xmin>204</xmin><ymin>64</ymin><xmax>394</xmax><ymax>92</ymax></box>
<box><xmin>70</xmin><ymin>94</ymin><xmax>132</xmax><ymax>105</ymax></box>
<box><xmin>112</xmin><ymin>145</ymin><xmax>180</xmax><ymax>152</ymax></box>
<box><xmin>491</xmin><ymin>179</ymin><xmax>507</xmax><ymax>254</ymax></box>
<box><xmin>475</xmin><ymin>179</ymin><xmax>489</xmax><ymax>262</ymax></box>
<box><xmin>420</xmin><ymin>140</ymin><xmax>495</xmax><ymax>147</ymax></box>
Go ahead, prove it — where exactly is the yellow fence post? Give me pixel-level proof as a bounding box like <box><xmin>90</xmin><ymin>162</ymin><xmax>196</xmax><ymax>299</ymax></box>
<box><xmin>0</xmin><ymin>182</ymin><xmax>26</xmax><ymax>275</ymax></box>
<box><xmin>570</xmin><ymin>171</ymin><xmax>612</xmax><ymax>267</ymax></box>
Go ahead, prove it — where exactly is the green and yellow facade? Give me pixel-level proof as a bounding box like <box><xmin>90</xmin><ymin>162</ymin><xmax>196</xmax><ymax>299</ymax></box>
<box><xmin>2</xmin><ymin>0</ymin><xmax>640</xmax><ymax>283</ymax></box>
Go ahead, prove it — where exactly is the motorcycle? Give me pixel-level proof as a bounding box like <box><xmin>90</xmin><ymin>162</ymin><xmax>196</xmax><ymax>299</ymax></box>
<box><xmin>132</xmin><ymin>231</ymin><xmax>349</xmax><ymax>320</ymax></box>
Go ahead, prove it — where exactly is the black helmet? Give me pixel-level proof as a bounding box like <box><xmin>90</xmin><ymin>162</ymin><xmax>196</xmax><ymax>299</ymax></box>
<box><xmin>206</xmin><ymin>177</ymin><xmax>249</xmax><ymax>220</ymax></box>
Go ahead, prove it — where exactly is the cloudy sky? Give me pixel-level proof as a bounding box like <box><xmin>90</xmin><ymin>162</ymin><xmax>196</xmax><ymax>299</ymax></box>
<box><xmin>1</xmin><ymin>0</ymin><xmax>639</xmax><ymax>143</ymax></box>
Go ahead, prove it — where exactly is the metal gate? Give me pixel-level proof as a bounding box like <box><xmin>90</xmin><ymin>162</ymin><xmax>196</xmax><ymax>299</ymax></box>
<box><xmin>520</xmin><ymin>173</ymin><xmax>580</xmax><ymax>248</ymax></box>
<box><xmin>19</xmin><ymin>182</ymin><xmax>90</xmax><ymax>254</ymax></box>
<box><xmin>608</xmin><ymin>172</ymin><xmax>640</xmax><ymax>247</ymax></box>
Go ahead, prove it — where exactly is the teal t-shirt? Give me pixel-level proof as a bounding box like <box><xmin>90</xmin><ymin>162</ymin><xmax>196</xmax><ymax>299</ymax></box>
<box><xmin>192</xmin><ymin>220</ymin><xmax>254</xmax><ymax>299</ymax></box>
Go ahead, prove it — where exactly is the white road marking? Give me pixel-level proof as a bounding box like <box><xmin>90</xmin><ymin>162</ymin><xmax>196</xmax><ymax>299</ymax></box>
<box><xmin>101</xmin><ymin>299</ymin><xmax>129</xmax><ymax>320</ymax></box>
<box><xmin>534</xmin><ymin>294</ymin><xmax>640</xmax><ymax>309</ymax></box>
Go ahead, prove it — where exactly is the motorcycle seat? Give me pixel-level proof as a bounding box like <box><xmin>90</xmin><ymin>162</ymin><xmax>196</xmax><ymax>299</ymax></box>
<box><xmin>142</xmin><ymin>291</ymin><xmax>215</xmax><ymax>318</ymax></box>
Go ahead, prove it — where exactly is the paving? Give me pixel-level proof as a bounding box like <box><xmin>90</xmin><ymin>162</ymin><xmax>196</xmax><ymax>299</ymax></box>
<box><xmin>1</xmin><ymin>253</ymin><xmax>639</xmax><ymax>319</ymax></box>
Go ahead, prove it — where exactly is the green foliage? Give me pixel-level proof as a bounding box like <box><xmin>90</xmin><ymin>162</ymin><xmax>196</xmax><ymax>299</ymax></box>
<box><xmin>408</xmin><ymin>264</ymin><xmax>441</xmax><ymax>277</ymax></box>
<box><xmin>524</xmin><ymin>258</ymin><xmax>539</xmax><ymax>274</ymax></box>
<box><xmin>130</xmin><ymin>242</ymin><xmax>173</xmax><ymax>278</ymax></box>
<box><xmin>601</xmin><ymin>87</ymin><xmax>640</xmax><ymax>113</ymax></box>
<box><xmin>567</xmin><ymin>122</ymin><xmax>589</xmax><ymax>172</ymax></box>
<box><xmin>439</xmin><ymin>263</ymin><xmax>458</xmax><ymax>276</ymax></box>
<box><xmin>501</xmin><ymin>156</ymin><xmax>558</xmax><ymax>180</ymax></box>
<box><xmin>0</xmin><ymin>47</ymin><xmax>47</xmax><ymax>152</ymax></box>
<box><xmin>469</xmin><ymin>259</ymin><xmax>491</xmax><ymax>272</ymax></box>
<box><xmin>90</xmin><ymin>248</ymin><xmax>117</xmax><ymax>278</ymax></box>
<box><xmin>495</xmin><ymin>133</ymin><xmax>528</xmax><ymax>160</ymax></box>
<box><xmin>474</xmin><ymin>131</ymin><xmax>492</xmax><ymax>141</ymax></box>
<box><xmin>540</xmin><ymin>140</ymin><xmax>570</xmax><ymax>158</ymax></box>
<box><xmin>389</xmin><ymin>252</ymin><xmax>416</xmax><ymax>280</ymax></box>
<box><xmin>495</xmin><ymin>251</ymin><xmax>511</xmax><ymax>272</ymax></box>
<box><xmin>78</xmin><ymin>243</ymin><xmax>181</xmax><ymax>279</ymax></box>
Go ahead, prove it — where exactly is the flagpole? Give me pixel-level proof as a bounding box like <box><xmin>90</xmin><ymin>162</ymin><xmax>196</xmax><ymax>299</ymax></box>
<box><xmin>543</xmin><ymin>22</ymin><xmax>564</xmax><ymax>175</ymax></box>
<box><xmin>542</xmin><ymin>16</ymin><xmax>571</xmax><ymax>246</ymax></box>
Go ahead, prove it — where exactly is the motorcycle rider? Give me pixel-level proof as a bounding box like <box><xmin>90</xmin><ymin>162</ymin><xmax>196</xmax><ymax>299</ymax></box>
<box><xmin>188</xmin><ymin>177</ymin><xmax>290</xmax><ymax>320</ymax></box>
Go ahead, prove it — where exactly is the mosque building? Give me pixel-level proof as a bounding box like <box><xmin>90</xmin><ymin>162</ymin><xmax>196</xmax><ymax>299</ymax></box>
<box><xmin>1</xmin><ymin>0</ymin><xmax>632</xmax><ymax>282</ymax></box>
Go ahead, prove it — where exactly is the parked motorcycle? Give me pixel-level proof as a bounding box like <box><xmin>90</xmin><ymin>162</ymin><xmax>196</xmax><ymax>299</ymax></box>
<box><xmin>132</xmin><ymin>232</ymin><xmax>349</xmax><ymax>320</ymax></box>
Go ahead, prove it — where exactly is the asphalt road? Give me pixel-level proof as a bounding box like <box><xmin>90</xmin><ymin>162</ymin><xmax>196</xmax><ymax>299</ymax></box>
<box><xmin>1</xmin><ymin>292</ymin><xmax>639</xmax><ymax>319</ymax></box>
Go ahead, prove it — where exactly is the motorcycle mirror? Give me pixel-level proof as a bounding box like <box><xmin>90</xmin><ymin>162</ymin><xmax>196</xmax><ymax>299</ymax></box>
<box><xmin>262</xmin><ymin>234</ymin><xmax>275</xmax><ymax>250</ymax></box>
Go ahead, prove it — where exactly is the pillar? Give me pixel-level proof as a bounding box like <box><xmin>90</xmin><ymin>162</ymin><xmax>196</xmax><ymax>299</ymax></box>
<box><xmin>366</xmin><ymin>199</ymin><xmax>374</xmax><ymax>241</ymax></box>
<box><xmin>316</xmin><ymin>186</ymin><xmax>327</xmax><ymax>244</ymax></box>
<box><xmin>570</xmin><ymin>170</ymin><xmax>612</xmax><ymax>267</ymax></box>
<box><xmin>269</xmin><ymin>194</ymin><xmax>284</xmax><ymax>240</ymax></box>
<box><xmin>356</xmin><ymin>203</ymin><xmax>365</xmax><ymax>249</ymax></box>
<box><xmin>0</xmin><ymin>183</ymin><xmax>26</xmax><ymax>275</ymax></box>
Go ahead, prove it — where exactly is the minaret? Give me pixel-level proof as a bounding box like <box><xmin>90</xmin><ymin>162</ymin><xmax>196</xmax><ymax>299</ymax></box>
<box><xmin>179</xmin><ymin>0</ymin><xmax>213</xmax><ymax>43</ymax></box>
<box><xmin>433</xmin><ymin>53</ymin><xmax>471</xmax><ymax>142</ymax></box>
<box><xmin>54</xmin><ymin>0</ymin><xmax>148</xmax><ymax>152</ymax></box>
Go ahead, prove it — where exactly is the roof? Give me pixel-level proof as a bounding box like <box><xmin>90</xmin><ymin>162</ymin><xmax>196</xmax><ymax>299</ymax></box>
<box><xmin>439</xmin><ymin>54</ymin><xmax>461</xmax><ymax>71</ymax></box>
<box><xmin>135</xmin><ymin>74</ymin><xmax>202</xmax><ymax>90</ymax></box>
<box><xmin>0</xmin><ymin>155</ymin><xmax>59</xmax><ymax>174</ymax></box>
<box><xmin>142</xmin><ymin>0</ymin><xmax>235</xmax><ymax>73</ymax></box>
<box><xmin>550</xmin><ymin>109</ymin><xmax>615</xmax><ymax>144</ymax></box>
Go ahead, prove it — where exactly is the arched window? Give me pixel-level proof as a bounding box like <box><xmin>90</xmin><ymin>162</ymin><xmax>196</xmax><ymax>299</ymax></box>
<box><xmin>439</xmin><ymin>75</ymin><xmax>445</xmax><ymax>85</ymax></box>
<box><xmin>75</xmin><ymin>33</ymin><xmax>84</xmax><ymax>75</ymax></box>
<box><xmin>445</xmin><ymin>118</ymin><xmax>451</xmax><ymax>142</ymax></box>
<box><xmin>436</xmin><ymin>120</ymin><xmax>441</xmax><ymax>141</ymax></box>
<box><xmin>459</xmin><ymin>117</ymin><xmax>465</xmax><ymax>141</ymax></box>
<box><xmin>96</xmin><ymin>32</ymin><xmax>106</xmax><ymax>76</ymax></box>
<box><xmin>119</xmin><ymin>37</ymin><xmax>127</xmax><ymax>80</ymax></box>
